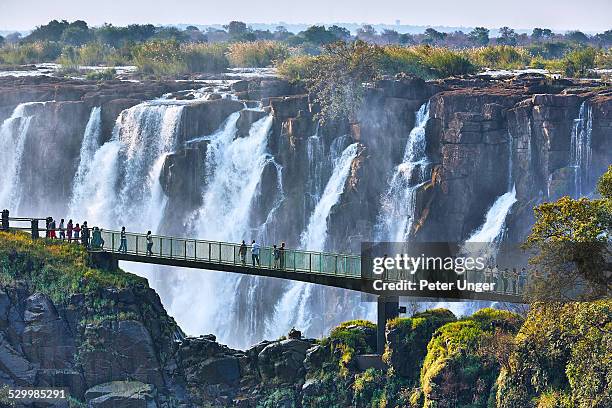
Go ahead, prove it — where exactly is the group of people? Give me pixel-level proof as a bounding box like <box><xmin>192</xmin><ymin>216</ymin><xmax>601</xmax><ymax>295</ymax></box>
<box><xmin>44</xmin><ymin>217</ymin><xmax>107</xmax><ymax>249</ymax></box>
<box><xmin>238</xmin><ymin>240</ymin><xmax>287</xmax><ymax>269</ymax></box>
<box><xmin>482</xmin><ymin>265</ymin><xmax>528</xmax><ymax>294</ymax></box>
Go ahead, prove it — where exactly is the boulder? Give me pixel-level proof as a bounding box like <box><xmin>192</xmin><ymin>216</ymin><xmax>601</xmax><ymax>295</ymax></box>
<box><xmin>258</xmin><ymin>338</ymin><xmax>312</xmax><ymax>383</ymax></box>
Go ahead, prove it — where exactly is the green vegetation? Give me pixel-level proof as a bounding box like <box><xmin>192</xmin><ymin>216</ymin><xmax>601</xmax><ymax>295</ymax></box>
<box><xmin>496</xmin><ymin>301</ymin><xmax>612</xmax><ymax>408</ymax></box>
<box><xmin>525</xmin><ymin>165</ymin><xmax>611</xmax><ymax>301</ymax></box>
<box><xmin>226</xmin><ymin>40</ymin><xmax>289</xmax><ymax>67</ymax></box>
<box><xmin>0</xmin><ymin>231</ymin><xmax>144</xmax><ymax>304</ymax></box>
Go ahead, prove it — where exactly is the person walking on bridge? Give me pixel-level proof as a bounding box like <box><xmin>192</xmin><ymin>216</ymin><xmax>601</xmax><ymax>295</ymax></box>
<box><xmin>239</xmin><ymin>240</ymin><xmax>247</xmax><ymax>265</ymax></box>
<box><xmin>251</xmin><ymin>239</ymin><xmax>261</xmax><ymax>267</ymax></box>
<box><xmin>146</xmin><ymin>231</ymin><xmax>154</xmax><ymax>256</ymax></box>
<box><xmin>118</xmin><ymin>227</ymin><xmax>128</xmax><ymax>253</ymax></box>
<box><xmin>49</xmin><ymin>218</ymin><xmax>57</xmax><ymax>239</ymax></box>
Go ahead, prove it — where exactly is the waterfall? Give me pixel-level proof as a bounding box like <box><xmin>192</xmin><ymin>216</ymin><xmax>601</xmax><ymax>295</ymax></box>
<box><xmin>570</xmin><ymin>101</ymin><xmax>593</xmax><ymax>197</ymax></box>
<box><xmin>305</xmin><ymin>133</ymin><xmax>326</xmax><ymax>217</ymax></box>
<box><xmin>266</xmin><ymin>142</ymin><xmax>359</xmax><ymax>339</ymax></box>
<box><xmin>466</xmin><ymin>185</ymin><xmax>517</xmax><ymax>244</ymax></box>
<box><xmin>0</xmin><ymin>102</ymin><xmax>46</xmax><ymax>211</ymax></box>
<box><xmin>375</xmin><ymin>101</ymin><xmax>430</xmax><ymax>242</ymax></box>
<box><xmin>159</xmin><ymin>114</ymin><xmax>273</xmax><ymax>346</ymax></box>
<box><xmin>69</xmin><ymin>102</ymin><xmax>184</xmax><ymax>231</ymax></box>
<box><xmin>300</xmin><ymin>143</ymin><xmax>359</xmax><ymax>251</ymax></box>
<box><xmin>69</xmin><ymin>107</ymin><xmax>102</xmax><ymax>217</ymax></box>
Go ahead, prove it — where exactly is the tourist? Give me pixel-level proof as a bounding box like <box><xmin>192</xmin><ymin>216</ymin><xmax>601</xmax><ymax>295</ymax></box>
<box><xmin>119</xmin><ymin>226</ymin><xmax>128</xmax><ymax>253</ymax></box>
<box><xmin>90</xmin><ymin>227</ymin><xmax>104</xmax><ymax>250</ymax></box>
<box><xmin>81</xmin><ymin>222</ymin><xmax>89</xmax><ymax>248</ymax></box>
<box><xmin>511</xmin><ymin>268</ymin><xmax>519</xmax><ymax>294</ymax></box>
<box><xmin>501</xmin><ymin>268</ymin><xmax>509</xmax><ymax>293</ymax></box>
<box><xmin>59</xmin><ymin>219</ymin><xmax>65</xmax><ymax>240</ymax></box>
<box><xmin>73</xmin><ymin>223</ymin><xmax>81</xmax><ymax>242</ymax></box>
<box><xmin>518</xmin><ymin>267</ymin><xmax>527</xmax><ymax>293</ymax></box>
<box><xmin>146</xmin><ymin>231</ymin><xmax>153</xmax><ymax>256</ymax></box>
<box><xmin>273</xmin><ymin>244</ymin><xmax>280</xmax><ymax>268</ymax></box>
<box><xmin>279</xmin><ymin>242</ymin><xmax>286</xmax><ymax>270</ymax></box>
<box><xmin>49</xmin><ymin>218</ymin><xmax>57</xmax><ymax>239</ymax></box>
<box><xmin>239</xmin><ymin>240</ymin><xmax>247</xmax><ymax>265</ymax></box>
<box><xmin>251</xmin><ymin>239</ymin><xmax>260</xmax><ymax>267</ymax></box>
<box><xmin>492</xmin><ymin>265</ymin><xmax>500</xmax><ymax>292</ymax></box>
<box><xmin>483</xmin><ymin>265</ymin><xmax>492</xmax><ymax>285</ymax></box>
<box><xmin>67</xmin><ymin>219</ymin><xmax>73</xmax><ymax>242</ymax></box>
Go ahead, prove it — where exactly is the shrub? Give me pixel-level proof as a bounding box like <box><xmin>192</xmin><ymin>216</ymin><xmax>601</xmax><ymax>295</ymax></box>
<box><xmin>227</xmin><ymin>40</ymin><xmax>289</xmax><ymax>67</ymax></box>
<box><xmin>418</xmin><ymin>46</ymin><xmax>476</xmax><ymax>77</ymax></box>
<box><xmin>182</xmin><ymin>42</ymin><xmax>229</xmax><ymax>72</ymax></box>
<box><xmin>0</xmin><ymin>41</ymin><xmax>61</xmax><ymax>65</ymax></box>
<box><xmin>85</xmin><ymin>68</ymin><xmax>116</xmax><ymax>80</ymax></box>
<box><xmin>276</xmin><ymin>54</ymin><xmax>319</xmax><ymax>82</ymax></box>
<box><xmin>562</xmin><ymin>47</ymin><xmax>598</xmax><ymax>77</ymax></box>
<box><xmin>380</xmin><ymin>46</ymin><xmax>430</xmax><ymax>78</ymax></box>
<box><xmin>467</xmin><ymin>45</ymin><xmax>532</xmax><ymax>69</ymax></box>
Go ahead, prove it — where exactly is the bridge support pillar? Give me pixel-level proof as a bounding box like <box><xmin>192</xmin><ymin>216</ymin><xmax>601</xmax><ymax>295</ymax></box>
<box><xmin>376</xmin><ymin>295</ymin><xmax>399</xmax><ymax>355</ymax></box>
<box><xmin>31</xmin><ymin>219</ymin><xmax>39</xmax><ymax>240</ymax></box>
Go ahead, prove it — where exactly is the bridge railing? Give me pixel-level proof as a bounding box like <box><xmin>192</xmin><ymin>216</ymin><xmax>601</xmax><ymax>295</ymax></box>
<box><xmin>97</xmin><ymin>230</ymin><xmax>362</xmax><ymax>278</ymax></box>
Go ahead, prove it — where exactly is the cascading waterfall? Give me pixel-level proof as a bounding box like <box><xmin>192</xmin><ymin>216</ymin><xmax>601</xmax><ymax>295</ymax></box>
<box><xmin>267</xmin><ymin>142</ymin><xmax>360</xmax><ymax>339</ymax></box>
<box><xmin>305</xmin><ymin>132</ymin><xmax>326</xmax><ymax>218</ymax></box>
<box><xmin>0</xmin><ymin>102</ymin><xmax>47</xmax><ymax>212</ymax></box>
<box><xmin>159</xmin><ymin>114</ymin><xmax>274</xmax><ymax>346</ymax></box>
<box><xmin>69</xmin><ymin>102</ymin><xmax>185</xmax><ymax>231</ymax></box>
<box><xmin>570</xmin><ymin>101</ymin><xmax>593</xmax><ymax>197</ymax></box>
<box><xmin>465</xmin><ymin>185</ymin><xmax>517</xmax><ymax>245</ymax></box>
<box><xmin>375</xmin><ymin>101</ymin><xmax>430</xmax><ymax>242</ymax></box>
<box><xmin>300</xmin><ymin>143</ymin><xmax>359</xmax><ymax>251</ymax></box>
<box><xmin>69</xmin><ymin>107</ymin><xmax>102</xmax><ymax>216</ymax></box>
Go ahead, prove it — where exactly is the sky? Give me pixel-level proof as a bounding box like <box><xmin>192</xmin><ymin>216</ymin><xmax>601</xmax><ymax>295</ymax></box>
<box><xmin>0</xmin><ymin>0</ymin><xmax>610</xmax><ymax>32</ymax></box>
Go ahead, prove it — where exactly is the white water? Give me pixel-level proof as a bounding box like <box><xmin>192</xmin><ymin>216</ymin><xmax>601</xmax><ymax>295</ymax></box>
<box><xmin>69</xmin><ymin>102</ymin><xmax>184</xmax><ymax>231</ymax></box>
<box><xmin>570</xmin><ymin>101</ymin><xmax>593</xmax><ymax>197</ymax></box>
<box><xmin>375</xmin><ymin>101</ymin><xmax>430</xmax><ymax>242</ymax></box>
<box><xmin>0</xmin><ymin>102</ymin><xmax>46</xmax><ymax>211</ymax></box>
<box><xmin>466</xmin><ymin>185</ymin><xmax>517</xmax><ymax>244</ymax></box>
<box><xmin>157</xmin><ymin>114</ymin><xmax>274</xmax><ymax>345</ymax></box>
<box><xmin>300</xmin><ymin>143</ymin><xmax>359</xmax><ymax>251</ymax></box>
<box><xmin>267</xmin><ymin>142</ymin><xmax>360</xmax><ymax>339</ymax></box>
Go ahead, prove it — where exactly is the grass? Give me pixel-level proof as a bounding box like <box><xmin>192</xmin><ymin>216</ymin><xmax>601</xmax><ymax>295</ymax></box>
<box><xmin>0</xmin><ymin>231</ymin><xmax>145</xmax><ymax>304</ymax></box>
<box><xmin>227</xmin><ymin>40</ymin><xmax>290</xmax><ymax>67</ymax></box>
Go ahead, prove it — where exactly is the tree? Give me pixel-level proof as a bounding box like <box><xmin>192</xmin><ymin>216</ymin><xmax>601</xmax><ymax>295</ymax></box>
<box><xmin>25</xmin><ymin>19</ymin><xmax>70</xmax><ymax>42</ymax></box>
<box><xmin>423</xmin><ymin>28</ymin><xmax>447</xmax><ymax>44</ymax></box>
<box><xmin>356</xmin><ymin>24</ymin><xmax>377</xmax><ymax>42</ymax></box>
<box><xmin>532</xmin><ymin>27</ymin><xmax>553</xmax><ymax>41</ymax></box>
<box><xmin>328</xmin><ymin>25</ymin><xmax>351</xmax><ymax>41</ymax></box>
<box><xmin>468</xmin><ymin>27</ymin><xmax>489</xmax><ymax>46</ymax></box>
<box><xmin>566</xmin><ymin>30</ymin><xmax>589</xmax><ymax>44</ymax></box>
<box><xmin>301</xmin><ymin>25</ymin><xmax>337</xmax><ymax>45</ymax></box>
<box><xmin>525</xmin><ymin>165</ymin><xmax>611</xmax><ymax>301</ymax></box>
<box><xmin>563</xmin><ymin>47</ymin><xmax>597</xmax><ymax>77</ymax></box>
<box><xmin>60</xmin><ymin>25</ymin><xmax>92</xmax><ymax>46</ymax></box>
<box><xmin>399</xmin><ymin>33</ymin><xmax>415</xmax><ymax>45</ymax></box>
<box><xmin>305</xmin><ymin>40</ymin><xmax>382</xmax><ymax>124</ymax></box>
<box><xmin>497</xmin><ymin>27</ymin><xmax>517</xmax><ymax>45</ymax></box>
<box><xmin>0</xmin><ymin>35</ymin><xmax>4</xmax><ymax>47</ymax></box>
<box><xmin>224</xmin><ymin>21</ymin><xmax>255</xmax><ymax>41</ymax></box>
<box><xmin>380</xmin><ymin>29</ymin><xmax>400</xmax><ymax>44</ymax></box>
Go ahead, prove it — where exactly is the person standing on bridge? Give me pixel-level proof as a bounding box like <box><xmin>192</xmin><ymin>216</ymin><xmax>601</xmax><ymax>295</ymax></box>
<box><xmin>67</xmin><ymin>219</ymin><xmax>73</xmax><ymax>242</ymax></box>
<box><xmin>146</xmin><ymin>231</ymin><xmax>154</xmax><ymax>256</ymax></box>
<box><xmin>81</xmin><ymin>221</ymin><xmax>89</xmax><ymax>248</ymax></box>
<box><xmin>273</xmin><ymin>244</ymin><xmax>280</xmax><ymax>269</ymax></box>
<box><xmin>251</xmin><ymin>240</ymin><xmax>261</xmax><ymax>267</ymax></box>
<box><xmin>279</xmin><ymin>242</ymin><xmax>286</xmax><ymax>270</ymax></box>
<box><xmin>119</xmin><ymin>227</ymin><xmax>128</xmax><ymax>253</ymax></box>
<box><xmin>239</xmin><ymin>240</ymin><xmax>247</xmax><ymax>265</ymax></box>
<box><xmin>73</xmin><ymin>223</ymin><xmax>81</xmax><ymax>242</ymax></box>
<box><xmin>59</xmin><ymin>219</ymin><xmax>65</xmax><ymax>240</ymax></box>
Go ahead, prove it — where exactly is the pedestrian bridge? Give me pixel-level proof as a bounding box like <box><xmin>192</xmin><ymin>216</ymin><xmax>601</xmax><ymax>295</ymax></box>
<box><xmin>3</xmin><ymin>214</ymin><xmax>525</xmax><ymax>353</ymax></box>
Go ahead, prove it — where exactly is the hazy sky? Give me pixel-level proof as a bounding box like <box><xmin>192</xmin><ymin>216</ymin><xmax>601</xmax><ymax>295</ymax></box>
<box><xmin>0</xmin><ymin>0</ymin><xmax>610</xmax><ymax>32</ymax></box>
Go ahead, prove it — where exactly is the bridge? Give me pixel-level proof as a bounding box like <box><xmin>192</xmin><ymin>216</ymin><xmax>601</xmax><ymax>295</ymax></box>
<box><xmin>1</xmin><ymin>212</ymin><xmax>525</xmax><ymax>353</ymax></box>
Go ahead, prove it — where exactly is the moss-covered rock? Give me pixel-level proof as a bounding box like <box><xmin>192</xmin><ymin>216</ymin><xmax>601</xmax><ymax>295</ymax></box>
<box><xmin>384</xmin><ymin>308</ymin><xmax>456</xmax><ymax>382</ymax></box>
<box><xmin>496</xmin><ymin>301</ymin><xmax>612</xmax><ymax>408</ymax></box>
<box><xmin>419</xmin><ymin>308</ymin><xmax>523</xmax><ymax>408</ymax></box>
